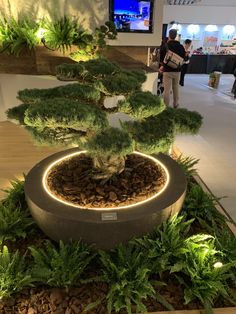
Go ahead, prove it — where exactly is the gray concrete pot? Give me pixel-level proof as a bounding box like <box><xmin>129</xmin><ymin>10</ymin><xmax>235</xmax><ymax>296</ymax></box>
<box><xmin>25</xmin><ymin>148</ymin><xmax>187</xmax><ymax>249</ymax></box>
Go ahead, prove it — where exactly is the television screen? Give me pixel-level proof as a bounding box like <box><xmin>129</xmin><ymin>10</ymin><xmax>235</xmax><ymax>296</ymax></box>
<box><xmin>109</xmin><ymin>0</ymin><xmax>154</xmax><ymax>33</ymax></box>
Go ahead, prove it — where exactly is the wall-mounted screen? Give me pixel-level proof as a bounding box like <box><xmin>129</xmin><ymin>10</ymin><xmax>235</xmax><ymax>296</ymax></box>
<box><xmin>109</xmin><ymin>0</ymin><xmax>154</xmax><ymax>33</ymax></box>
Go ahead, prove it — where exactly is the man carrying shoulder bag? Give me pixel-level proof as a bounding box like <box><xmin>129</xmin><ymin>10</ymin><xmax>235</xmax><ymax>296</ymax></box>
<box><xmin>159</xmin><ymin>29</ymin><xmax>185</xmax><ymax>108</ymax></box>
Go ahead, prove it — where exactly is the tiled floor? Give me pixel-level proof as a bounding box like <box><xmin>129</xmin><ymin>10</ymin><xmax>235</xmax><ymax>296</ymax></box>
<box><xmin>0</xmin><ymin>73</ymin><xmax>236</xmax><ymax>222</ymax></box>
<box><xmin>176</xmin><ymin>74</ymin><xmax>236</xmax><ymax>221</ymax></box>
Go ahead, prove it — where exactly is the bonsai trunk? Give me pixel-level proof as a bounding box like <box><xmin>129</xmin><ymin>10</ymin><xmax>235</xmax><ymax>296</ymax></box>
<box><xmin>92</xmin><ymin>155</ymin><xmax>126</xmax><ymax>179</ymax></box>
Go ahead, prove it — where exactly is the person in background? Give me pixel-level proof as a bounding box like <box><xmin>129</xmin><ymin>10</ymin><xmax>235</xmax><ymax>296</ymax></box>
<box><xmin>179</xmin><ymin>39</ymin><xmax>192</xmax><ymax>86</ymax></box>
<box><xmin>159</xmin><ymin>29</ymin><xmax>185</xmax><ymax>108</ymax></box>
<box><xmin>231</xmin><ymin>67</ymin><xmax>236</xmax><ymax>100</ymax></box>
<box><xmin>192</xmin><ymin>47</ymin><xmax>203</xmax><ymax>55</ymax></box>
<box><xmin>157</xmin><ymin>37</ymin><xmax>168</xmax><ymax>96</ymax></box>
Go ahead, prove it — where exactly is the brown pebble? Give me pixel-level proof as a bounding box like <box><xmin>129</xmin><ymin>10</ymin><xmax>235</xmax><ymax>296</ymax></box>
<box><xmin>50</xmin><ymin>288</ymin><xmax>65</xmax><ymax>305</ymax></box>
<box><xmin>65</xmin><ymin>308</ymin><xmax>72</xmax><ymax>314</ymax></box>
<box><xmin>109</xmin><ymin>191</ymin><xmax>117</xmax><ymax>201</ymax></box>
<box><xmin>27</xmin><ymin>308</ymin><xmax>36</xmax><ymax>314</ymax></box>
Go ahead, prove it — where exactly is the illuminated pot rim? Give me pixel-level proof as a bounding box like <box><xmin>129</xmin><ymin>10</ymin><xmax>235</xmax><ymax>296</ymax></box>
<box><xmin>25</xmin><ymin>148</ymin><xmax>187</xmax><ymax>223</ymax></box>
<box><xmin>42</xmin><ymin>151</ymin><xmax>170</xmax><ymax>211</ymax></box>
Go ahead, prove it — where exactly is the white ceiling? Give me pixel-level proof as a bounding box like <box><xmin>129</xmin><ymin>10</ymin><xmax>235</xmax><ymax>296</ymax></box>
<box><xmin>165</xmin><ymin>0</ymin><xmax>236</xmax><ymax>6</ymax></box>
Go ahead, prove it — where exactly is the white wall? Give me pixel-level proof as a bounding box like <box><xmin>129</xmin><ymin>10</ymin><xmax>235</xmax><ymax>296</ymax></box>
<box><xmin>0</xmin><ymin>0</ymin><xmax>109</xmax><ymax>30</ymax></box>
<box><xmin>163</xmin><ymin>5</ymin><xmax>236</xmax><ymax>25</ymax></box>
<box><xmin>0</xmin><ymin>0</ymin><xmax>164</xmax><ymax>46</ymax></box>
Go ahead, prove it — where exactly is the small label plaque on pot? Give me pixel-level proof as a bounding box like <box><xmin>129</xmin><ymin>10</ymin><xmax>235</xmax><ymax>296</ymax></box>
<box><xmin>101</xmin><ymin>212</ymin><xmax>117</xmax><ymax>221</ymax></box>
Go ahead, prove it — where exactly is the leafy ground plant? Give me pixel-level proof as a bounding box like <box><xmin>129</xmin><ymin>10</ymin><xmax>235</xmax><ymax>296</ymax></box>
<box><xmin>171</xmin><ymin>234</ymin><xmax>236</xmax><ymax>314</ymax></box>
<box><xmin>98</xmin><ymin>244</ymin><xmax>173</xmax><ymax>314</ymax></box>
<box><xmin>182</xmin><ymin>183</ymin><xmax>228</xmax><ymax>230</ymax></box>
<box><xmin>99</xmin><ymin>245</ymin><xmax>154</xmax><ymax>313</ymax></box>
<box><xmin>0</xmin><ymin>246</ymin><xmax>33</xmax><ymax>298</ymax></box>
<box><xmin>175</xmin><ymin>154</ymin><xmax>199</xmax><ymax>182</ymax></box>
<box><xmin>29</xmin><ymin>240</ymin><xmax>94</xmax><ymax>290</ymax></box>
<box><xmin>133</xmin><ymin>214</ymin><xmax>194</xmax><ymax>275</ymax></box>
<box><xmin>0</xmin><ymin>178</ymin><xmax>35</xmax><ymax>241</ymax></box>
<box><xmin>2</xmin><ymin>178</ymin><xmax>27</xmax><ymax>209</ymax></box>
<box><xmin>0</xmin><ymin>202</ymin><xmax>35</xmax><ymax>242</ymax></box>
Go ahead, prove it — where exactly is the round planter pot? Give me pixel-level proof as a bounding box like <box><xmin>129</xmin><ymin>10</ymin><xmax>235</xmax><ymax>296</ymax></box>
<box><xmin>25</xmin><ymin>148</ymin><xmax>187</xmax><ymax>249</ymax></box>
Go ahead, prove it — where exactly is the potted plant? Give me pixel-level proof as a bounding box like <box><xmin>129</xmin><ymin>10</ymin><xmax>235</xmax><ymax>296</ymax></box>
<box><xmin>208</xmin><ymin>71</ymin><xmax>221</xmax><ymax>88</ymax></box>
<box><xmin>0</xmin><ymin>15</ymin><xmax>117</xmax><ymax>74</ymax></box>
<box><xmin>7</xmin><ymin>57</ymin><xmax>203</xmax><ymax>248</ymax></box>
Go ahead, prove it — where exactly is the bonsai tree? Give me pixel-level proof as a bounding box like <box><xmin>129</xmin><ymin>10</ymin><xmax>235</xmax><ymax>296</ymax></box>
<box><xmin>7</xmin><ymin>58</ymin><xmax>202</xmax><ymax>179</ymax></box>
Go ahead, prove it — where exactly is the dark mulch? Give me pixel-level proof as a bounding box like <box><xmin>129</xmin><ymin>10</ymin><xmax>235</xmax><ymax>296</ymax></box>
<box><xmin>47</xmin><ymin>153</ymin><xmax>166</xmax><ymax>208</ymax></box>
<box><xmin>1</xmin><ymin>277</ymin><xmax>233</xmax><ymax>314</ymax></box>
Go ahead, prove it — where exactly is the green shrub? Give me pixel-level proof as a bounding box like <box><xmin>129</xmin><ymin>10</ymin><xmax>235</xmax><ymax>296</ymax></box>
<box><xmin>0</xmin><ymin>17</ymin><xmax>39</xmax><ymax>55</ymax></box>
<box><xmin>118</xmin><ymin>91</ymin><xmax>165</xmax><ymax>119</ymax></box>
<box><xmin>85</xmin><ymin>127</ymin><xmax>134</xmax><ymax>157</ymax></box>
<box><xmin>171</xmin><ymin>235</ymin><xmax>236</xmax><ymax>314</ymax></box>
<box><xmin>98</xmin><ymin>245</ymin><xmax>161</xmax><ymax>314</ymax></box>
<box><xmin>24</xmin><ymin>99</ymin><xmax>108</xmax><ymax>132</ymax></box>
<box><xmin>29</xmin><ymin>240</ymin><xmax>93</xmax><ymax>289</ymax></box>
<box><xmin>17</xmin><ymin>83</ymin><xmax>101</xmax><ymax>104</ymax></box>
<box><xmin>0</xmin><ymin>246</ymin><xmax>33</xmax><ymax>298</ymax></box>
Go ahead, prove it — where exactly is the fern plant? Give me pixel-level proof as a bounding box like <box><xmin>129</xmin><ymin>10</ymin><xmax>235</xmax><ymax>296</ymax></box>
<box><xmin>42</xmin><ymin>17</ymin><xmax>79</xmax><ymax>52</ymax></box>
<box><xmin>0</xmin><ymin>246</ymin><xmax>34</xmax><ymax>298</ymax></box>
<box><xmin>98</xmin><ymin>244</ymin><xmax>172</xmax><ymax>314</ymax></box>
<box><xmin>0</xmin><ymin>17</ymin><xmax>39</xmax><ymax>55</ymax></box>
<box><xmin>2</xmin><ymin>178</ymin><xmax>27</xmax><ymax>209</ymax></box>
<box><xmin>171</xmin><ymin>235</ymin><xmax>236</xmax><ymax>314</ymax></box>
<box><xmin>215</xmin><ymin>228</ymin><xmax>236</xmax><ymax>286</ymax></box>
<box><xmin>133</xmin><ymin>214</ymin><xmax>194</xmax><ymax>275</ymax></box>
<box><xmin>182</xmin><ymin>183</ymin><xmax>228</xmax><ymax>230</ymax></box>
<box><xmin>29</xmin><ymin>240</ymin><xmax>94</xmax><ymax>290</ymax></box>
<box><xmin>0</xmin><ymin>178</ymin><xmax>36</xmax><ymax>241</ymax></box>
<box><xmin>175</xmin><ymin>154</ymin><xmax>199</xmax><ymax>182</ymax></box>
<box><xmin>0</xmin><ymin>203</ymin><xmax>35</xmax><ymax>242</ymax></box>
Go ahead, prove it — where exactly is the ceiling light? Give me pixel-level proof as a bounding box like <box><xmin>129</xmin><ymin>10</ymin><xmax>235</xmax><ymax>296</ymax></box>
<box><xmin>205</xmin><ymin>25</ymin><xmax>218</xmax><ymax>32</ymax></box>
<box><xmin>223</xmin><ymin>25</ymin><xmax>235</xmax><ymax>35</ymax></box>
<box><xmin>187</xmin><ymin>24</ymin><xmax>200</xmax><ymax>35</ymax></box>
